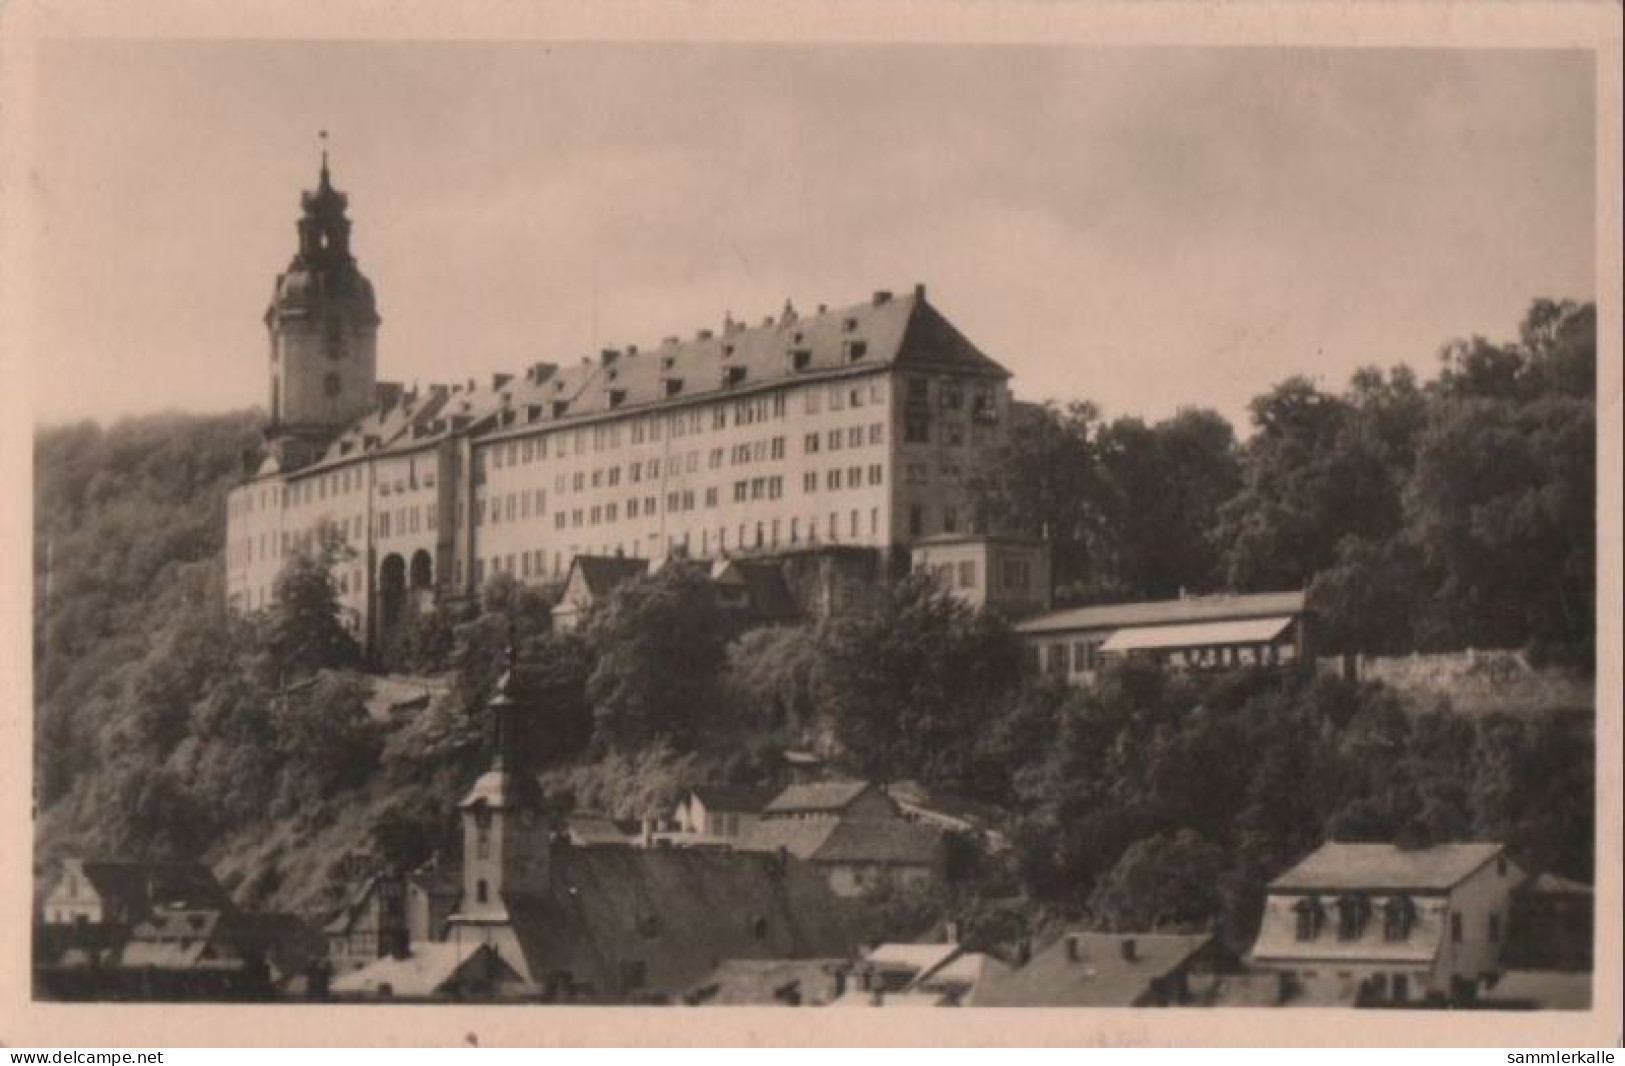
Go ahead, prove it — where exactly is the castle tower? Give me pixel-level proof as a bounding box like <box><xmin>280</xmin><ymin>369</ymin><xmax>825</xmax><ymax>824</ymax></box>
<box><xmin>455</xmin><ymin>659</ymin><xmax>549</xmax><ymax>926</ymax></box>
<box><xmin>263</xmin><ymin>136</ymin><xmax>381</xmax><ymax>471</ymax></box>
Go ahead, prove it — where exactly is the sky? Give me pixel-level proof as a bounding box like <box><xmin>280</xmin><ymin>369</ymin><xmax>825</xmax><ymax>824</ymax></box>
<box><xmin>27</xmin><ymin>40</ymin><xmax>1596</xmax><ymax>432</ymax></box>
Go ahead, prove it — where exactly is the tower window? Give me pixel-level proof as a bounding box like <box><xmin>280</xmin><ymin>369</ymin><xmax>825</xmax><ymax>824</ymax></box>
<box><xmin>324</xmin><ymin>372</ymin><xmax>342</xmax><ymax>397</ymax></box>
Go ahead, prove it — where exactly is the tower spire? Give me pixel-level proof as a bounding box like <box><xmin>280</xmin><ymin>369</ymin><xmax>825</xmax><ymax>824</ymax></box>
<box><xmin>318</xmin><ymin>130</ymin><xmax>331</xmax><ymax>191</ymax></box>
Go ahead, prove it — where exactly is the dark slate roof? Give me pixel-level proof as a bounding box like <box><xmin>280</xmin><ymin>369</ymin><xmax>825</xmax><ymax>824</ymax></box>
<box><xmin>683</xmin><ymin>958</ymin><xmax>853</xmax><ymax>1006</ymax></box>
<box><xmin>569</xmin><ymin>555</ymin><xmax>651</xmax><ymax>598</ymax></box>
<box><xmin>811</xmin><ymin>819</ymin><xmax>943</xmax><ymax>867</ymax></box>
<box><xmin>763</xmin><ymin>780</ymin><xmax>876</xmax><ymax>815</ymax></box>
<box><xmin>482</xmin><ymin>288</ymin><xmax>1007</xmax><ymax>446</ymax></box>
<box><xmin>502</xmin><ymin>844</ymin><xmax>861</xmax><ymax>1000</ymax></box>
<box><xmin>975</xmin><ymin>932</ymin><xmax>1216</xmax><ymax>1007</ymax></box>
<box><xmin>120</xmin><ymin>908</ymin><xmax>240</xmax><ymax>971</ymax></box>
<box><xmin>1269</xmin><ymin>843</ymin><xmax>1507</xmax><ymax>893</ymax></box>
<box><xmin>712</xmin><ymin>559</ymin><xmax>800</xmax><ymax>621</ymax></box>
<box><xmin>739</xmin><ymin>817</ymin><xmax>840</xmax><ymax>861</ymax></box>
<box><xmin>686</xmin><ymin>784</ymin><xmax>778</xmax><ymax>814</ymax></box>
<box><xmin>1016</xmin><ymin>591</ymin><xmax>1307</xmax><ymax>636</ymax></box>
<box><xmin>72</xmin><ymin>861</ymin><xmax>233</xmax><ymax>919</ymax></box>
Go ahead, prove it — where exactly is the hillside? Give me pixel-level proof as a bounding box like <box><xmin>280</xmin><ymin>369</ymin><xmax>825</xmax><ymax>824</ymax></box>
<box><xmin>32</xmin><ymin>404</ymin><xmax>1596</xmax><ymax>949</ymax></box>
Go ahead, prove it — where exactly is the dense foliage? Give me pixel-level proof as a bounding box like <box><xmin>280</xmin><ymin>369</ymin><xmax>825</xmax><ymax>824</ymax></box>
<box><xmin>31</xmin><ymin>297</ymin><xmax>1597</xmax><ymax>937</ymax></box>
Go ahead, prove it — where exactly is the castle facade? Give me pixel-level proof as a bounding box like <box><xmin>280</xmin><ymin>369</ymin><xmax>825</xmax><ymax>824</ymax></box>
<box><xmin>225</xmin><ymin>159</ymin><xmax>1014</xmax><ymax>650</ymax></box>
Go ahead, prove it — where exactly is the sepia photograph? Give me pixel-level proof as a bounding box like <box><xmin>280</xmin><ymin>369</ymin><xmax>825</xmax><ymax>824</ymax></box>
<box><xmin>3</xmin><ymin>0</ymin><xmax>1619</xmax><ymax>1049</ymax></box>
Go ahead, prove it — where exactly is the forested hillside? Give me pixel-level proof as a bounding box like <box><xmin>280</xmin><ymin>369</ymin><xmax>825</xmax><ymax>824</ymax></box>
<box><xmin>30</xmin><ymin>300</ymin><xmax>1598</xmax><ymax>944</ymax></box>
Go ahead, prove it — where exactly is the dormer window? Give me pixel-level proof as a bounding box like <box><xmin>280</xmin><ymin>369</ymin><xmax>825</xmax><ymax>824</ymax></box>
<box><xmin>790</xmin><ymin>348</ymin><xmax>812</xmax><ymax>371</ymax></box>
<box><xmin>722</xmin><ymin>343</ymin><xmax>735</xmax><ymax>358</ymax></box>
<box><xmin>845</xmin><ymin>340</ymin><xmax>868</xmax><ymax>362</ymax></box>
<box><xmin>661</xmin><ymin>355</ymin><xmax>677</xmax><ymax>371</ymax></box>
<box><xmin>843</xmin><ymin>317</ymin><xmax>858</xmax><ymax>332</ymax></box>
<box><xmin>1382</xmin><ymin>896</ymin><xmax>1415</xmax><ymax>941</ymax></box>
<box><xmin>1293</xmin><ymin>897</ymin><xmax>1323</xmax><ymax>941</ymax></box>
<box><xmin>552</xmin><ymin>400</ymin><xmax>570</xmax><ymax>418</ymax></box>
<box><xmin>1335</xmin><ymin>895</ymin><xmax>1368</xmax><ymax>941</ymax></box>
<box><xmin>608</xmin><ymin>388</ymin><xmax>627</xmax><ymax>408</ymax></box>
<box><xmin>665</xmin><ymin>378</ymin><xmax>684</xmax><ymax>397</ymax></box>
<box><xmin>722</xmin><ymin>365</ymin><xmax>746</xmax><ymax>387</ymax></box>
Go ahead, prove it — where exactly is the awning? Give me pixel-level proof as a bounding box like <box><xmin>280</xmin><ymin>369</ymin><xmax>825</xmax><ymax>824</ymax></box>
<box><xmin>1100</xmin><ymin>615</ymin><xmax>1295</xmax><ymax>653</ymax></box>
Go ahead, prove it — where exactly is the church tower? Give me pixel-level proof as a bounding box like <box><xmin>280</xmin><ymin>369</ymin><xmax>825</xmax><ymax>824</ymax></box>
<box><xmin>455</xmin><ymin>659</ymin><xmax>550</xmax><ymax>927</ymax></box>
<box><xmin>263</xmin><ymin>138</ymin><xmax>380</xmax><ymax>471</ymax></box>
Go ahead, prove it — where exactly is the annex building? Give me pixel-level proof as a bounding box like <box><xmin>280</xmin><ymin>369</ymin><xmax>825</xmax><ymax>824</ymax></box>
<box><xmin>226</xmin><ymin>156</ymin><xmax>1014</xmax><ymax>650</ymax></box>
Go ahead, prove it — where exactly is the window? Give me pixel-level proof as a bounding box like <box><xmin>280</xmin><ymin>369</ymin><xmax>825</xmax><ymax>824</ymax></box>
<box><xmin>905</xmin><ymin>417</ymin><xmax>930</xmax><ymax>444</ymax></box>
<box><xmin>957</xmin><ymin>560</ymin><xmax>976</xmax><ymax>589</ymax></box>
<box><xmin>909</xmin><ymin>505</ymin><xmax>924</xmax><ymax>537</ymax></box>
<box><xmin>1450</xmin><ymin>913</ymin><xmax>1463</xmax><ymax>943</ymax></box>
<box><xmin>848</xmin><ymin>426</ymin><xmax>863</xmax><ymax>448</ymax></box>
<box><xmin>1382</xmin><ymin>897</ymin><xmax>1413</xmax><ymax>941</ymax></box>
<box><xmin>1045</xmin><ymin>644</ymin><xmax>1067</xmax><ymax>676</ymax></box>
<box><xmin>804</xmin><ymin>472</ymin><xmax>818</xmax><ymax>493</ymax></box>
<box><xmin>1336</xmin><ymin>897</ymin><xmax>1367</xmax><ymax>941</ymax></box>
<box><xmin>805</xmin><ymin>433</ymin><xmax>820</xmax><ymax>454</ymax></box>
<box><xmin>828</xmin><ymin>469</ymin><xmax>842</xmax><ymax>490</ymax></box>
<box><xmin>476</xmin><ymin>879</ymin><xmax>489</xmax><ymax>904</ymax></box>
<box><xmin>1294</xmin><ymin>898</ymin><xmax>1322</xmax><ymax>941</ymax></box>
<box><xmin>943</xmin><ymin>506</ymin><xmax>960</xmax><ymax>534</ymax></box>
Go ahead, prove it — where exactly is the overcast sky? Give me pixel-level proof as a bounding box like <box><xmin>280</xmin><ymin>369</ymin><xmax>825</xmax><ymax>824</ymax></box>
<box><xmin>29</xmin><ymin>40</ymin><xmax>1595</xmax><ymax>431</ymax></box>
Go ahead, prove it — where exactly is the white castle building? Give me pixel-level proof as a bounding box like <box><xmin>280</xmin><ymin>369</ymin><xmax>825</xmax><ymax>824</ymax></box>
<box><xmin>225</xmin><ymin>156</ymin><xmax>1016</xmax><ymax>651</ymax></box>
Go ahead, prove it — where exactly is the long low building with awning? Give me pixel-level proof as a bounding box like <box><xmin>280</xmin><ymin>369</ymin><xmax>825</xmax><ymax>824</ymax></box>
<box><xmin>1014</xmin><ymin>590</ymin><xmax>1309</xmax><ymax>686</ymax></box>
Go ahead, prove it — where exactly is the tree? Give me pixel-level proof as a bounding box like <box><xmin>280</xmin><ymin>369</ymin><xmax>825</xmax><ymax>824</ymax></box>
<box><xmin>964</xmin><ymin>401</ymin><xmax>1107</xmax><ymax>593</ymax></box>
<box><xmin>813</xmin><ymin>572</ymin><xmax>1022</xmax><ymax>789</ymax></box>
<box><xmin>584</xmin><ymin>561</ymin><xmax>732</xmax><ymax>749</ymax></box>
<box><xmin>1094</xmin><ymin>408</ymin><xmax>1240</xmax><ymax>598</ymax></box>
<box><xmin>263</xmin><ymin>522</ymin><xmax>360</xmax><ymax>683</ymax></box>
<box><xmin>1087</xmin><ymin>829</ymin><xmax>1227</xmax><ymax>932</ymax></box>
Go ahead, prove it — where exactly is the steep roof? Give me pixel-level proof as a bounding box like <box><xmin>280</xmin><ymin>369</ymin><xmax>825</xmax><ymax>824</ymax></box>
<box><xmin>739</xmin><ymin>817</ymin><xmax>840</xmax><ymax>861</ymax></box>
<box><xmin>566</xmin><ymin>555</ymin><xmax>651</xmax><ymax>599</ymax></box>
<box><xmin>763</xmin><ymin>780</ymin><xmax>876</xmax><ymax>815</ymax></box>
<box><xmin>812</xmin><ymin>819</ymin><xmax>943</xmax><ymax>867</ymax></box>
<box><xmin>683</xmin><ymin>958</ymin><xmax>853</xmax><ymax>1006</ymax></box>
<box><xmin>120</xmin><ymin>908</ymin><xmax>241</xmax><ymax>971</ymax></box>
<box><xmin>975</xmin><ymin>932</ymin><xmax>1216</xmax><ymax>1007</ymax></box>
<box><xmin>330</xmin><ymin>942</ymin><xmax>520</xmax><ymax>998</ymax></box>
<box><xmin>481</xmin><ymin>287</ymin><xmax>1007</xmax><ymax>447</ymax></box>
<box><xmin>1269</xmin><ymin>843</ymin><xmax>1507</xmax><ymax>893</ymax></box>
<box><xmin>686</xmin><ymin>784</ymin><xmax>778</xmax><ymax>814</ymax></box>
<box><xmin>712</xmin><ymin>559</ymin><xmax>800</xmax><ymax>621</ymax></box>
<box><xmin>1016</xmin><ymin>591</ymin><xmax>1307</xmax><ymax>637</ymax></box>
<box><xmin>500</xmin><ymin>844</ymin><xmax>861</xmax><ymax>1000</ymax></box>
<box><xmin>61</xmin><ymin>860</ymin><xmax>232</xmax><ymax>921</ymax></box>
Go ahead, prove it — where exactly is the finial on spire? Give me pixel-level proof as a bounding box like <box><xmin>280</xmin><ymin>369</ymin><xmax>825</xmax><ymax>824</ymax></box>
<box><xmin>318</xmin><ymin>130</ymin><xmax>331</xmax><ymax>188</ymax></box>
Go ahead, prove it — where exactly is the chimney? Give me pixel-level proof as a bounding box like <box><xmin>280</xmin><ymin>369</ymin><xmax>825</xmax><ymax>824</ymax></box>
<box><xmin>914</xmin><ymin>282</ymin><xmax>927</xmax><ymax>300</ymax></box>
<box><xmin>872</xmin><ymin>290</ymin><xmax>892</xmax><ymax>306</ymax></box>
<box><xmin>600</xmin><ymin>349</ymin><xmax>621</xmax><ymax>366</ymax></box>
<box><xmin>641</xmin><ymin>815</ymin><xmax>655</xmax><ymax>848</ymax></box>
<box><xmin>1065</xmin><ymin>934</ymin><xmax>1081</xmax><ymax>962</ymax></box>
<box><xmin>943</xmin><ymin>920</ymin><xmax>960</xmax><ymax>945</ymax></box>
<box><xmin>1120</xmin><ymin>937</ymin><xmax>1138</xmax><ymax>962</ymax></box>
<box><xmin>696</xmin><ymin>329</ymin><xmax>714</xmax><ymax>341</ymax></box>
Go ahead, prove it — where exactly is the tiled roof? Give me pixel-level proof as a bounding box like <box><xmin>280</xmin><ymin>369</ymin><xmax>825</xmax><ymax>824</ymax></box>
<box><xmin>64</xmin><ymin>860</ymin><xmax>233</xmax><ymax>923</ymax></box>
<box><xmin>975</xmin><ymin>932</ymin><xmax>1216</xmax><ymax>1008</ymax></box>
<box><xmin>739</xmin><ymin>817</ymin><xmax>840</xmax><ymax>861</ymax></box>
<box><xmin>483</xmin><ymin>288</ymin><xmax>1006</xmax><ymax>445</ymax></box>
<box><xmin>501</xmin><ymin>844</ymin><xmax>860</xmax><ymax>999</ymax></box>
<box><xmin>683</xmin><ymin>958</ymin><xmax>853</xmax><ymax>1006</ymax></box>
<box><xmin>1269</xmin><ymin>843</ymin><xmax>1506</xmax><ymax>892</ymax></box>
<box><xmin>712</xmin><ymin>559</ymin><xmax>800</xmax><ymax>621</ymax></box>
<box><xmin>330</xmin><ymin>942</ymin><xmax>516</xmax><ymax>998</ymax></box>
<box><xmin>1015</xmin><ymin>591</ymin><xmax>1307</xmax><ymax>636</ymax></box>
<box><xmin>568</xmin><ymin>555</ymin><xmax>651</xmax><ymax>598</ymax></box>
<box><xmin>763</xmin><ymin>780</ymin><xmax>875</xmax><ymax>815</ymax></box>
<box><xmin>686</xmin><ymin>784</ymin><xmax>778</xmax><ymax>814</ymax></box>
<box><xmin>811</xmin><ymin>819</ymin><xmax>943</xmax><ymax>867</ymax></box>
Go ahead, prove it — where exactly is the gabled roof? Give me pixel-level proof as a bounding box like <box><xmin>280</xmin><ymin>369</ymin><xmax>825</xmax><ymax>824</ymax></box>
<box><xmin>56</xmin><ymin>860</ymin><xmax>233</xmax><ymax>921</ymax></box>
<box><xmin>763</xmin><ymin>780</ymin><xmax>877</xmax><ymax>816</ymax></box>
<box><xmin>739</xmin><ymin>817</ymin><xmax>840</xmax><ymax>861</ymax></box>
<box><xmin>499</xmin><ymin>844</ymin><xmax>861</xmax><ymax>999</ymax></box>
<box><xmin>330</xmin><ymin>942</ymin><xmax>521</xmax><ymax>998</ymax></box>
<box><xmin>711</xmin><ymin>559</ymin><xmax>800</xmax><ymax>621</ymax></box>
<box><xmin>480</xmin><ymin>287</ymin><xmax>1007</xmax><ymax>447</ymax></box>
<box><xmin>683</xmin><ymin>958</ymin><xmax>853</xmax><ymax>1006</ymax></box>
<box><xmin>686</xmin><ymin>784</ymin><xmax>778</xmax><ymax>814</ymax></box>
<box><xmin>975</xmin><ymin>932</ymin><xmax>1216</xmax><ymax>1007</ymax></box>
<box><xmin>811</xmin><ymin>819</ymin><xmax>943</xmax><ymax>867</ymax></box>
<box><xmin>120</xmin><ymin>908</ymin><xmax>240</xmax><ymax>971</ymax></box>
<box><xmin>1016</xmin><ymin>591</ymin><xmax>1307</xmax><ymax>637</ymax></box>
<box><xmin>1269</xmin><ymin>843</ymin><xmax>1507</xmax><ymax>893</ymax></box>
<box><xmin>564</xmin><ymin>555</ymin><xmax>650</xmax><ymax>599</ymax></box>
